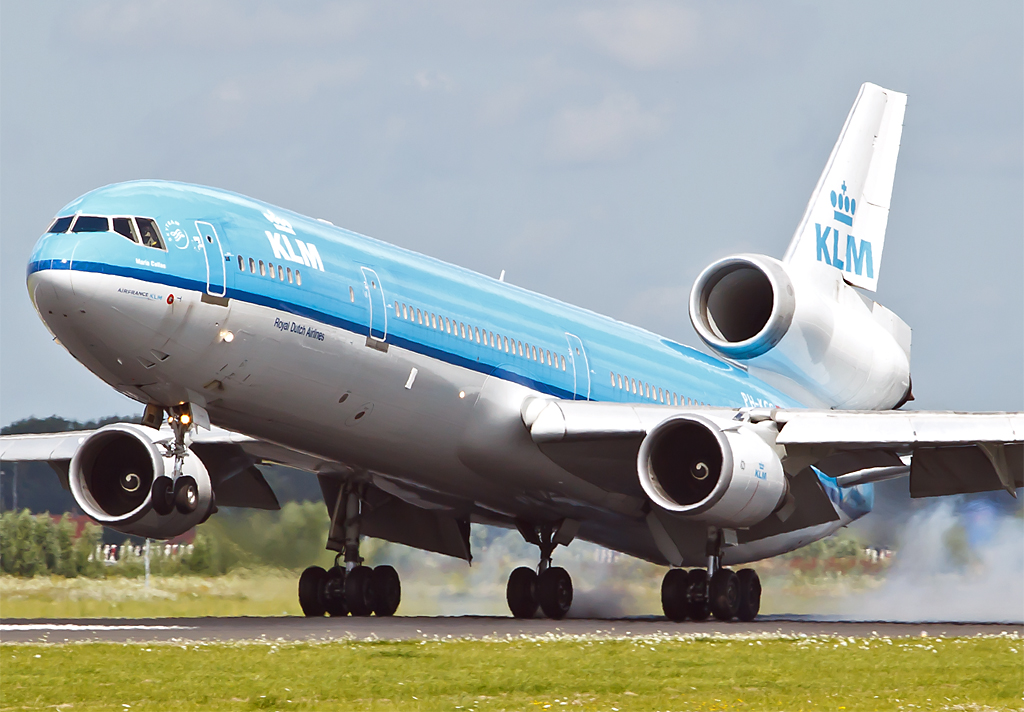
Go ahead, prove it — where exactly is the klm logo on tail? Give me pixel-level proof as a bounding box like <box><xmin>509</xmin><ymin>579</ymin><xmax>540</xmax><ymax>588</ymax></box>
<box><xmin>815</xmin><ymin>182</ymin><xmax>873</xmax><ymax>279</ymax></box>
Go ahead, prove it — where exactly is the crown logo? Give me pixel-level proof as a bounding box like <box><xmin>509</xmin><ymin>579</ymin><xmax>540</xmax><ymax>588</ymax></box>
<box><xmin>263</xmin><ymin>209</ymin><xmax>295</xmax><ymax>235</ymax></box>
<box><xmin>830</xmin><ymin>181</ymin><xmax>855</xmax><ymax>226</ymax></box>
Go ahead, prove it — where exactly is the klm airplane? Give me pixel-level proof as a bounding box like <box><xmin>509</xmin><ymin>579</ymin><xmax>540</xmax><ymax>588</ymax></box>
<box><xmin>3</xmin><ymin>83</ymin><xmax>1021</xmax><ymax>621</ymax></box>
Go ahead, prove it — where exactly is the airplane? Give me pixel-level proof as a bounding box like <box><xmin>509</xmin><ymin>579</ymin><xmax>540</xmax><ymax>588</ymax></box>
<box><xmin>2</xmin><ymin>82</ymin><xmax>1021</xmax><ymax>622</ymax></box>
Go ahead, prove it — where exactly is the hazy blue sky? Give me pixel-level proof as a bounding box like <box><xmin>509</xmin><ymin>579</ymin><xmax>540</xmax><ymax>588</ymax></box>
<box><xmin>2</xmin><ymin>1</ymin><xmax>1021</xmax><ymax>423</ymax></box>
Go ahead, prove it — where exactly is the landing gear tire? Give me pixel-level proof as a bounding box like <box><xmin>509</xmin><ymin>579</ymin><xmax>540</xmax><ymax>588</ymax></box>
<box><xmin>506</xmin><ymin>566</ymin><xmax>539</xmax><ymax>619</ymax></box>
<box><xmin>736</xmin><ymin>568</ymin><xmax>761</xmax><ymax>622</ymax></box>
<box><xmin>709</xmin><ymin>568</ymin><xmax>740</xmax><ymax>621</ymax></box>
<box><xmin>298</xmin><ymin>566</ymin><xmax>327</xmax><ymax>617</ymax></box>
<box><xmin>536</xmin><ymin>566</ymin><xmax>573</xmax><ymax>620</ymax></box>
<box><xmin>345</xmin><ymin>565</ymin><xmax>375</xmax><ymax>616</ymax></box>
<box><xmin>686</xmin><ymin>568</ymin><xmax>710</xmax><ymax>621</ymax></box>
<box><xmin>661</xmin><ymin>568</ymin><xmax>689</xmax><ymax>622</ymax></box>
<box><xmin>372</xmin><ymin>565</ymin><xmax>401</xmax><ymax>617</ymax></box>
<box><xmin>322</xmin><ymin>566</ymin><xmax>348</xmax><ymax>617</ymax></box>
<box><xmin>151</xmin><ymin>476</ymin><xmax>175</xmax><ymax>516</ymax></box>
<box><xmin>173</xmin><ymin>476</ymin><xmax>199</xmax><ymax>514</ymax></box>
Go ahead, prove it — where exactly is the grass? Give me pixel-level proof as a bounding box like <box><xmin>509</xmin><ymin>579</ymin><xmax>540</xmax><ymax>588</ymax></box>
<box><xmin>0</xmin><ymin>570</ymin><xmax>303</xmax><ymax>618</ymax></box>
<box><xmin>2</xmin><ymin>633</ymin><xmax>1020</xmax><ymax>711</ymax></box>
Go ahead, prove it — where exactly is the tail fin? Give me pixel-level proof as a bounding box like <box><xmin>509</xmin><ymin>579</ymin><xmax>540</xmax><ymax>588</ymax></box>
<box><xmin>783</xmin><ymin>83</ymin><xmax>907</xmax><ymax>291</ymax></box>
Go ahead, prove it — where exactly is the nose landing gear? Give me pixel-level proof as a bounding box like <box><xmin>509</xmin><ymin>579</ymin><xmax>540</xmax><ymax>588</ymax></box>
<box><xmin>298</xmin><ymin>483</ymin><xmax>402</xmax><ymax>618</ymax></box>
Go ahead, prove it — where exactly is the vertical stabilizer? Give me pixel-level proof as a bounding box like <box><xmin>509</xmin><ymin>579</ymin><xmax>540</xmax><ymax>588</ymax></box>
<box><xmin>783</xmin><ymin>83</ymin><xmax>907</xmax><ymax>291</ymax></box>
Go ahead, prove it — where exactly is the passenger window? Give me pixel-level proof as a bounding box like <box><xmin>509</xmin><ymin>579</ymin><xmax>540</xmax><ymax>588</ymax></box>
<box><xmin>259</xmin><ymin>260</ymin><xmax>266</xmax><ymax>276</ymax></box>
<box><xmin>394</xmin><ymin>301</ymin><xmax>400</xmax><ymax>317</ymax></box>
<box><xmin>531</xmin><ymin>346</ymin><xmax>537</xmax><ymax>361</ymax></box>
<box><xmin>610</xmin><ymin>372</ymin><xmax>615</xmax><ymax>386</ymax></box>
<box><xmin>631</xmin><ymin>379</ymin><xmax>637</xmax><ymax>394</ymax></box>
<box><xmin>249</xmin><ymin>257</ymin><xmax>256</xmax><ymax>273</ymax></box>
<box><xmin>475</xmin><ymin>327</ymin><xmax>480</xmax><ymax>343</ymax></box>
<box><xmin>349</xmin><ymin>286</ymin><xmax>355</xmax><ymax>302</ymax></box>
<box><xmin>431</xmin><ymin>314</ymin><xmax>437</xmax><ymax>329</ymax></box>
<box><xmin>560</xmin><ymin>355</ymin><xmax>565</xmax><ymax>371</ymax></box>
<box><xmin>134</xmin><ymin>218</ymin><xmax>164</xmax><ymax>248</ymax></box>
<box><xmin>47</xmin><ymin>216</ymin><xmax>74</xmax><ymax>234</ymax></box>
<box><xmin>277</xmin><ymin>265</ymin><xmax>284</xmax><ymax>280</ymax></box>
<box><xmin>237</xmin><ymin>255</ymin><xmax>244</xmax><ymax>271</ymax></box>
<box><xmin>503</xmin><ymin>336</ymin><xmax>509</xmax><ymax>352</ymax></box>
<box><xmin>268</xmin><ymin>262</ymin><xmax>275</xmax><ymax>277</ymax></box>
<box><xmin>296</xmin><ymin>270</ymin><xmax>302</xmax><ymax>286</ymax></box>
<box><xmin>287</xmin><ymin>267</ymin><xmax>293</xmax><ymax>284</ymax></box>
<box><xmin>417</xmin><ymin>309</ymin><xmax>422</xmax><ymax>324</ymax></box>
<box><xmin>113</xmin><ymin>217</ymin><xmax>139</xmax><ymax>243</ymax></box>
<box><xmin>72</xmin><ymin>215</ymin><xmax>109</xmax><ymax>233</ymax></box>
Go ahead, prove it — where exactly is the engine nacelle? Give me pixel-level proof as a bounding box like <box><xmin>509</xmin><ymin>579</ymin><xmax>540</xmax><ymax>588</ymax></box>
<box><xmin>689</xmin><ymin>254</ymin><xmax>912</xmax><ymax>410</ymax></box>
<box><xmin>638</xmin><ymin>414</ymin><xmax>787</xmax><ymax>528</ymax></box>
<box><xmin>69</xmin><ymin>423</ymin><xmax>213</xmax><ymax>539</ymax></box>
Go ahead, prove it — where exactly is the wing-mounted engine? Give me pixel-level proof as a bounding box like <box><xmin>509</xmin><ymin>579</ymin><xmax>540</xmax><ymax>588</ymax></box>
<box><xmin>69</xmin><ymin>423</ymin><xmax>214</xmax><ymax>539</ymax></box>
<box><xmin>689</xmin><ymin>254</ymin><xmax>912</xmax><ymax>410</ymax></box>
<box><xmin>637</xmin><ymin>414</ymin><xmax>787</xmax><ymax>528</ymax></box>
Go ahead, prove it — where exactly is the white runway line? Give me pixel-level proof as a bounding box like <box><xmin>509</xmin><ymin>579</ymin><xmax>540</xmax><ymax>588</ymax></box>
<box><xmin>1</xmin><ymin>624</ymin><xmax>196</xmax><ymax>632</ymax></box>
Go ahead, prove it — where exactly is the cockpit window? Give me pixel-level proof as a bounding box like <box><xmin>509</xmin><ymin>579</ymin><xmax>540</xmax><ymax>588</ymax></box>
<box><xmin>134</xmin><ymin>218</ymin><xmax>165</xmax><ymax>250</ymax></box>
<box><xmin>71</xmin><ymin>215</ymin><xmax>110</xmax><ymax>232</ymax></box>
<box><xmin>112</xmin><ymin>217</ymin><xmax>140</xmax><ymax>244</ymax></box>
<box><xmin>47</xmin><ymin>216</ymin><xmax>74</xmax><ymax>234</ymax></box>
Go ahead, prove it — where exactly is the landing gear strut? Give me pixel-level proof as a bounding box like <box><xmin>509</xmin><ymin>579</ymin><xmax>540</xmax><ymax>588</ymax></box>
<box><xmin>506</xmin><ymin>522</ymin><xmax>574</xmax><ymax>619</ymax></box>
<box><xmin>151</xmin><ymin>405</ymin><xmax>200</xmax><ymax>516</ymax></box>
<box><xmin>298</xmin><ymin>482</ymin><xmax>402</xmax><ymax>618</ymax></box>
<box><xmin>660</xmin><ymin>530</ymin><xmax>761</xmax><ymax>622</ymax></box>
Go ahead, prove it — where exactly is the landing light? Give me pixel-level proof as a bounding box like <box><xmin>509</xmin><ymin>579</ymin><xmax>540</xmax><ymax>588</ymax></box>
<box><xmin>220</xmin><ymin>330</ymin><xmax>234</xmax><ymax>343</ymax></box>
<box><xmin>180</xmin><ymin>413</ymin><xmax>191</xmax><ymax>425</ymax></box>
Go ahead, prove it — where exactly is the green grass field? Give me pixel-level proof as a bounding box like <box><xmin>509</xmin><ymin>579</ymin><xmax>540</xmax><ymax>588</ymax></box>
<box><xmin>2</xmin><ymin>634</ymin><xmax>1020</xmax><ymax>711</ymax></box>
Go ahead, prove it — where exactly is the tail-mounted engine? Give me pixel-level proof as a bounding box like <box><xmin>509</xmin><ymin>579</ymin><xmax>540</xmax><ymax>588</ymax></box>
<box><xmin>637</xmin><ymin>414</ymin><xmax>787</xmax><ymax>528</ymax></box>
<box><xmin>689</xmin><ymin>254</ymin><xmax>912</xmax><ymax>410</ymax></box>
<box><xmin>69</xmin><ymin>423</ymin><xmax>214</xmax><ymax>539</ymax></box>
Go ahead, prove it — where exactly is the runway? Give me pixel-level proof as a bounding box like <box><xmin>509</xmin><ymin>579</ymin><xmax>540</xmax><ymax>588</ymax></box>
<box><xmin>2</xmin><ymin>616</ymin><xmax>1019</xmax><ymax>643</ymax></box>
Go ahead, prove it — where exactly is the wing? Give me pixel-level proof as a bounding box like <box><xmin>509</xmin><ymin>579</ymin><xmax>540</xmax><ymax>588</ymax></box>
<box><xmin>0</xmin><ymin>425</ymin><xmax>476</xmax><ymax>560</ymax></box>
<box><xmin>0</xmin><ymin>426</ymin><xmax>320</xmax><ymax>510</ymax></box>
<box><xmin>524</xmin><ymin>399</ymin><xmax>1024</xmax><ymax>498</ymax></box>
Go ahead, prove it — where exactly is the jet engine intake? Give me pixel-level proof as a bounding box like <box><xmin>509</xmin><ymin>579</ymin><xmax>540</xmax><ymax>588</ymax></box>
<box><xmin>69</xmin><ymin>423</ymin><xmax>213</xmax><ymax>539</ymax></box>
<box><xmin>637</xmin><ymin>415</ymin><xmax>787</xmax><ymax>528</ymax></box>
<box><xmin>689</xmin><ymin>254</ymin><xmax>912</xmax><ymax>410</ymax></box>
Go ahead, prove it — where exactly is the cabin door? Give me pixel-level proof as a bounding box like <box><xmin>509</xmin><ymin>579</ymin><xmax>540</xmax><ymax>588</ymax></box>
<box><xmin>565</xmin><ymin>332</ymin><xmax>590</xmax><ymax>400</ymax></box>
<box><xmin>360</xmin><ymin>266</ymin><xmax>388</xmax><ymax>342</ymax></box>
<box><xmin>195</xmin><ymin>221</ymin><xmax>226</xmax><ymax>297</ymax></box>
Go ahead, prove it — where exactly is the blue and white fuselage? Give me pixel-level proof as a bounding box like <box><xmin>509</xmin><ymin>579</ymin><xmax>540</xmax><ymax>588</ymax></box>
<box><xmin>26</xmin><ymin>179</ymin><xmax>869</xmax><ymax>564</ymax></box>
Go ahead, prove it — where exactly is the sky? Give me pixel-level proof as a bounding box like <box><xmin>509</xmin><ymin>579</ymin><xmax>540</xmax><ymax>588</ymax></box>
<box><xmin>1</xmin><ymin>0</ymin><xmax>1021</xmax><ymax>423</ymax></box>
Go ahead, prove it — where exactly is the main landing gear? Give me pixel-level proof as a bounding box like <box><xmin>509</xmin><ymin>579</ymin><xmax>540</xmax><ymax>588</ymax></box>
<box><xmin>660</xmin><ymin>536</ymin><xmax>761</xmax><ymax>622</ymax></box>
<box><xmin>298</xmin><ymin>483</ymin><xmax>401</xmax><ymax>617</ymax></box>
<box><xmin>506</xmin><ymin>522</ymin><xmax>574</xmax><ymax>620</ymax></box>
